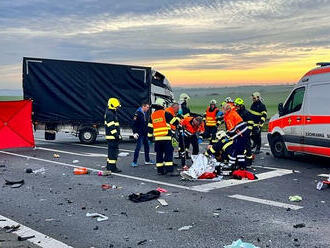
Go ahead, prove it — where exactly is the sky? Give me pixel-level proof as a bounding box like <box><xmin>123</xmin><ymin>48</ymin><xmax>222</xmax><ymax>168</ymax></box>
<box><xmin>1</xmin><ymin>0</ymin><xmax>330</xmax><ymax>89</ymax></box>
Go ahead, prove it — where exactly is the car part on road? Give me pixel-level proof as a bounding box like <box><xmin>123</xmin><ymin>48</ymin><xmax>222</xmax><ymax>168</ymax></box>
<box><xmin>86</xmin><ymin>213</ymin><xmax>109</xmax><ymax>222</ymax></box>
<box><xmin>128</xmin><ymin>190</ymin><xmax>160</xmax><ymax>203</ymax></box>
<box><xmin>288</xmin><ymin>195</ymin><xmax>302</xmax><ymax>202</ymax></box>
<box><xmin>79</xmin><ymin>127</ymin><xmax>97</xmax><ymax>144</ymax></box>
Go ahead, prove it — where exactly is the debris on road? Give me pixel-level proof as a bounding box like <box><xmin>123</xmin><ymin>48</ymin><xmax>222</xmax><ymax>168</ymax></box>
<box><xmin>4</xmin><ymin>225</ymin><xmax>20</xmax><ymax>233</ymax></box>
<box><xmin>4</xmin><ymin>179</ymin><xmax>24</xmax><ymax>188</ymax></box>
<box><xmin>101</xmin><ymin>184</ymin><xmax>111</xmax><ymax>190</ymax></box>
<box><xmin>137</xmin><ymin>239</ymin><xmax>148</xmax><ymax>245</ymax></box>
<box><xmin>293</xmin><ymin>223</ymin><xmax>305</xmax><ymax>228</ymax></box>
<box><xmin>118</xmin><ymin>152</ymin><xmax>129</xmax><ymax>157</ymax></box>
<box><xmin>86</xmin><ymin>213</ymin><xmax>109</xmax><ymax>222</ymax></box>
<box><xmin>33</xmin><ymin>167</ymin><xmax>46</xmax><ymax>174</ymax></box>
<box><xmin>72</xmin><ymin>160</ymin><xmax>80</xmax><ymax>164</ymax></box>
<box><xmin>316</xmin><ymin>176</ymin><xmax>330</xmax><ymax>190</ymax></box>
<box><xmin>74</xmin><ymin>167</ymin><xmax>88</xmax><ymax>175</ymax></box>
<box><xmin>157</xmin><ymin>199</ymin><xmax>168</xmax><ymax>206</ymax></box>
<box><xmin>156</xmin><ymin>187</ymin><xmax>168</xmax><ymax>193</ymax></box>
<box><xmin>289</xmin><ymin>195</ymin><xmax>302</xmax><ymax>202</ymax></box>
<box><xmin>224</xmin><ymin>239</ymin><xmax>260</xmax><ymax>248</ymax></box>
<box><xmin>128</xmin><ymin>190</ymin><xmax>160</xmax><ymax>203</ymax></box>
<box><xmin>53</xmin><ymin>153</ymin><xmax>60</xmax><ymax>158</ymax></box>
<box><xmin>232</xmin><ymin>170</ymin><xmax>258</xmax><ymax>180</ymax></box>
<box><xmin>25</xmin><ymin>168</ymin><xmax>33</xmax><ymax>173</ymax></box>
<box><xmin>178</xmin><ymin>225</ymin><xmax>193</xmax><ymax>231</ymax></box>
<box><xmin>17</xmin><ymin>235</ymin><xmax>35</xmax><ymax>241</ymax></box>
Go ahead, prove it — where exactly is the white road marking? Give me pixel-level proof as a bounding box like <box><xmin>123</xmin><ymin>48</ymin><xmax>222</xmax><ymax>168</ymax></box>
<box><xmin>36</xmin><ymin>147</ymin><xmax>107</xmax><ymax>157</ymax></box>
<box><xmin>318</xmin><ymin>174</ymin><xmax>330</xmax><ymax>178</ymax></box>
<box><xmin>190</xmin><ymin>168</ymin><xmax>293</xmax><ymax>192</ymax></box>
<box><xmin>0</xmin><ymin>151</ymin><xmax>197</xmax><ymax>192</ymax></box>
<box><xmin>0</xmin><ymin>214</ymin><xmax>73</xmax><ymax>248</ymax></box>
<box><xmin>228</xmin><ymin>194</ymin><xmax>303</xmax><ymax>210</ymax></box>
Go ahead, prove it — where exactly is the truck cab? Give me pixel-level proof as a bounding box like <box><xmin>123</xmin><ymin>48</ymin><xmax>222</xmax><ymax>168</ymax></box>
<box><xmin>268</xmin><ymin>62</ymin><xmax>330</xmax><ymax>158</ymax></box>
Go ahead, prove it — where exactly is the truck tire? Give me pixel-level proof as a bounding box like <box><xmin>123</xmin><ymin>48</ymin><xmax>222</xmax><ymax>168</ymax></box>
<box><xmin>79</xmin><ymin>127</ymin><xmax>97</xmax><ymax>144</ymax></box>
<box><xmin>270</xmin><ymin>135</ymin><xmax>293</xmax><ymax>158</ymax></box>
<box><xmin>45</xmin><ymin>131</ymin><xmax>56</xmax><ymax>140</ymax></box>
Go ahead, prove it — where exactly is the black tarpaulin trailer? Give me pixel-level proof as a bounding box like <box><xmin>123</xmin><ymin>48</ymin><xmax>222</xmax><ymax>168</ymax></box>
<box><xmin>23</xmin><ymin>57</ymin><xmax>173</xmax><ymax>143</ymax></box>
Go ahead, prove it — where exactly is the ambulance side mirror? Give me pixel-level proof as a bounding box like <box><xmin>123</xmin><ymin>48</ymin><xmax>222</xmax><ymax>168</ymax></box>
<box><xmin>278</xmin><ymin>103</ymin><xmax>284</xmax><ymax>116</ymax></box>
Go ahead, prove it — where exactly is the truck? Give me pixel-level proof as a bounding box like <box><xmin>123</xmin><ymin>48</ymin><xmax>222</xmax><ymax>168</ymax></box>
<box><xmin>268</xmin><ymin>62</ymin><xmax>330</xmax><ymax>158</ymax></box>
<box><xmin>23</xmin><ymin>57</ymin><xmax>174</xmax><ymax>144</ymax></box>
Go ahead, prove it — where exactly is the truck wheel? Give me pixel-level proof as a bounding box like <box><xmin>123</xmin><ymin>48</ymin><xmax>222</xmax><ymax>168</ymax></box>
<box><xmin>79</xmin><ymin>127</ymin><xmax>97</xmax><ymax>144</ymax></box>
<box><xmin>270</xmin><ymin>135</ymin><xmax>286</xmax><ymax>158</ymax></box>
<box><xmin>45</xmin><ymin>131</ymin><xmax>56</xmax><ymax>140</ymax></box>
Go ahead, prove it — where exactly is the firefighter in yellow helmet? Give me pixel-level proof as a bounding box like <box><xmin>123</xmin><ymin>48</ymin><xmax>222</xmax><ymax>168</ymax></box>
<box><xmin>148</xmin><ymin>98</ymin><xmax>180</xmax><ymax>176</ymax></box>
<box><xmin>104</xmin><ymin>98</ymin><xmax>122</xmax><ymax>175</ymax></box>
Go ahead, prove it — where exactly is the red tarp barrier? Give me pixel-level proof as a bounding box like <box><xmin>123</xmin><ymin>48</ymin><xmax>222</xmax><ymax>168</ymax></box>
<box><xmin>0</xmin><ymin>100</ymin><xmax>35</xmax><ymax>149</ymax></box>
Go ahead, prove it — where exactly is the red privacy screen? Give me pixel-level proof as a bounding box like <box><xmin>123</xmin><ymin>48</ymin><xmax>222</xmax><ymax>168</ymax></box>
<box><xmin>0</xmin><ymin>100</ymin><xmax>35</xmax><ymax>149</ymax></box>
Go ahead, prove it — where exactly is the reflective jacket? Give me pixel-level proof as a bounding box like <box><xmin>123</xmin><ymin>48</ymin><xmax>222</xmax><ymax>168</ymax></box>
<box><xmin>250</xmin><ymin>101</ymin><xmax>267</xmax><ymax>127</ymax></box>
<box><xmin>205</xmin><ymin>106</ymin><xmax>219</xmax><ymax>127</ymax></box>
<box><xmin>224</xmin><ymin>109</ymin><xmax>248</xmax><ymax>139</ymax></box>
<box><xmin>236</xmin><ymin>107</ymin><xmax>255</xmax><ymax>132</ymax></box>
<box><xmin>104</xmin><ymin>108</ymin><xmax>120</xmax><ymax>140</ymax></box>
<box><xmin>180</xmin><ymin>117</ymin><xmax>205</xmax><ymax>137</ymax></box>
<box><xmin>205</xmin><ymin>136</ymin><xmax>234</xmax><ymax>160</ymax></box>
<box><xmin>165</xmin><ymin>107</ymin><xmax>180</xmax><ymax>131</ymax></box>
<box><xmin>148</xmin><ymin>107</ymin><xmax>177</xmax><ymax>141</ymax></box>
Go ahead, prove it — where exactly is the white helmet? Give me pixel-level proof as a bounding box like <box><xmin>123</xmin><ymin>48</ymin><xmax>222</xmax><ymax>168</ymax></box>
<box><xmin>225</xmin><ymin>97</ymin><xmax>233</xmax><ymax>103</ymax></box>
<box><xmin>179</xmin><ymin>93</ymin><xmax>190</xmax><ymax>101</ymax></box>
<box><xmin>210</xmin><ymin>99</ymin><xmax>217</xmax><ymax>105</ymax></box>
<box><xmin>216</xmin><ymin>130</ymin><xmax>227</xmax><ymax>140</ymax></box>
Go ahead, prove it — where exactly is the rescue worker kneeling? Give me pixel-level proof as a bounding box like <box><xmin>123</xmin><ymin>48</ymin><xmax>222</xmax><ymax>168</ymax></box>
<box><xmin>179</xmin><ymin>116</ymin><xmax>205</xmax><ymax>161</ymax></box>
<box><xmin>148</xmin><ymin>98</ymin><xmax>179</xmax><ymax>176</ymax></box>
<box><xmin>104</xmin><ymin>98</ymin><xmax>122</xmax><ymax>174</ymax></box>
<box><xmin>223</xmin><ymin>103</ymin><xmax>249</xmax><ymax>169</ymax></box>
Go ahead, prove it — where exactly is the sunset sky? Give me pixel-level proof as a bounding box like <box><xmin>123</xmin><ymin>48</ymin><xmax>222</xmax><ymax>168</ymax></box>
<box><xmin>1</xmin><ymin>0</ymin><xmax>330</xmax><ymax>89</ymax></box>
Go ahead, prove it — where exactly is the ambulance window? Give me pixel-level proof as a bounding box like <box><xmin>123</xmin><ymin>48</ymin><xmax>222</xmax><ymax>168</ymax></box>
<box><xmin>309</xmin><ymin>84</ymin><xmax>330</xmax><ymax>115</ymax></box>
<box><xmin>284</xmin><ymin>87</ymin><xmax>305</xmax><ymax>115</ymax></box>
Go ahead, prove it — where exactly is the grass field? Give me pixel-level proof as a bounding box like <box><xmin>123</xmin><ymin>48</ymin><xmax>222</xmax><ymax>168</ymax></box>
<box><xmin>173</xmin><ymin>84</ymin><xmax>294</xmax><ymax>118</ymax></box>
<box><xmin>0</xmin><ymin>96</ymin><xmax>23</xmax><ymax>101</ymax></box>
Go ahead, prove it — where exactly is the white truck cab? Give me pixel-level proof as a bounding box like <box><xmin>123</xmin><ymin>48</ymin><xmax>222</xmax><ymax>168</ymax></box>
<box><xmin>268</xmin><ymin>62</ymin><xmax>330</xmax><ymax>158</ymax></box>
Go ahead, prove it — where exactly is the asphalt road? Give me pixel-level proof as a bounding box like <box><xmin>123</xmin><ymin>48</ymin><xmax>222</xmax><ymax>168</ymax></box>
<box><xmin>0</xmin><ymin>132</ymin><xmax>329</xmax><ymax>248</ymax></box>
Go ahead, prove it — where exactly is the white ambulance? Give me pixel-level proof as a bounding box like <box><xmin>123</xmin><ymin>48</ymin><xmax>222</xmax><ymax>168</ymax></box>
<box><xmin>268</xmin><ymin>62</ymin><xmax>330</xmax><ymax>158</ymax></box>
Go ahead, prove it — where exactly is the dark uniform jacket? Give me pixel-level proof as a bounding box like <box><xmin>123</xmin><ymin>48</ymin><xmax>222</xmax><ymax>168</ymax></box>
<box><xmin>180</xmin><ymin>101</ymin><xmax>190</xmax><ymax>118</ymax></box>
<box><xmin>104</xmin><ymin>108</ymin><xmax>120</xmax><ymax>140</ymax></box>
<box><xmin>250</xmin><ymin>101</ymin><xmax>267</xmax><ymax>127</ymax></box>
<box><xmin>205</xmin><ymin>136</ymin><xmax>234</xmax><ymax>161</ymax></box>
<box><xmin>132</xmin><ymin>107</ymin><xmax>149</xmax><ymax>136</ymax></box>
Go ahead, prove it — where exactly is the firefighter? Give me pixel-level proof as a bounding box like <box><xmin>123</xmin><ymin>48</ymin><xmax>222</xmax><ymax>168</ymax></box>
<box><xmin>225</xmin><ymin>97</ymin><xmax>235</xmax><ymax>108</ymax></box>
<box><xmin>178</xmin><ymin>93</ymin><xmax>191</xmax><ymax>118</ymax></box>
<box><xmin>234</xmin><ymin>98</ymin><xmax>254</xmax><ymax>166</ymax></box>
<box><xmin>165</xmin><ymin>102</ymin><xmax>181</xmax><ymax>134</ymax></box>
<box><xmin>250</xmin><ymin>92</ymin><xmax>267</xmax><ymax>154</ymax></box>
<box><xmin>203</xmin><ymin>99</ymin><xmax>221</xmax><ymax>145</ymax></box>
<box><xmin>179</xmin><ymin>116</ymin><xmax>205</xmax><ymax>164</ymax></box>
<box><xmin>104</xmin><ymin>98</ymin><xmax>122</xmax><ymax>174</ymax></box>
<box><xmin>148</xmin><ymin>98</ymin><xmax>179</xmax><ymax>176</ymax></box>
<box><xmin>223</xmin><ymin>103</ymin><xmax>249</xmax><ymax>169</ymax></box>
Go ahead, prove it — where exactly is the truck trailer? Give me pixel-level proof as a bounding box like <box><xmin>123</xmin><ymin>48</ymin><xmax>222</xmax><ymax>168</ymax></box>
<box><xmin>23</xmin><ymin>57</ymin><xmax>174</xmax><ymax>144</ymax></box>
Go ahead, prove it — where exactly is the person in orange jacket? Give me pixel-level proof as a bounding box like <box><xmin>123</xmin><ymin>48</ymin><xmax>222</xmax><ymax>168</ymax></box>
<box><xmin>179</xmin><ymin>116</ymin><xmax>204</xmax><ymax>165</ymax></box>
<box><xmin>203</xmin><ymin>99</ymin><xmax>221</xmax><ymax>145</ymax></box>
<box><xmin>223</xmin><ymin>103</ymin><xmax>249</xmax><ymax>169</ymax></box>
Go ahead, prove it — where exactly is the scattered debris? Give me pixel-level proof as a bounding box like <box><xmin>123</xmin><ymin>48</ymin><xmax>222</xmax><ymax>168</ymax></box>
<box><xmin>224</xmin><ymin>239</ymin><xmax>260</xmax><ymax>248</ymax></box>
<box><xmin>53</xmin><ymin>153</ymin><xmax>60</xmax><ymax>158</ymax></box>
<box><xmin>289</xmin><ymin>195</ymin><xmax>302</xmax><ymax>202</ymax></box>
<box><xmin>93</xmin><ymin>226</ymin><xmax>99</xmax><ymax>230</ymax></box>
<box><xmin>293</xmin><ymin>223</ymin><xmax>305</xmax><ymax>228</ymax></box>
<box><xmin>25</xmin><ymin>168</ymin><xmax>33</xmax><ymax>173</ymax></box>
<box><xmin>128</xmin><ymin>190</ymin><xmax>160</xmax><ymax>203</ymax></box>
<box><xmin>137</xmin><ymin>240</ymin><xmax>148</xmax><ymax>246</ymax></box>
<box><xmin>316</xmin><ymin>176</ymin><xmax>330</xmax><ymax>190</ymax></box>
<box><xmin>33</xmin><ymin>167</ymin><xmax>46</xmax><ymax>174</ymax></box>
<box><xmin>156</xmin><ymin>187</ymin><xmax>168</xmax><ymax>193</ymax></box>
<box><xmin>232</xmin><ymin>170</ymin><xmax>258</xmax><ymax>180</ymax></box>
<box><xmin>72</xmin><ymin>160</ymin><xmax>80</xmax><ymax>164</ymax></box>
<box><xmin>4</xmin><ymin>179</ymin><xmax>24</xmax><ymax>188</ymax></box>
<box><xmin>18</xmin><ymin>235</ymin><xmax>35</xmax><ymax>241</ymax></box>
<box><xmin>45</xmin><ymin>218</ymin><xmax>55</xmax><ymax>222</ymax></box>
<box><xmin>178</xmin><ymin>225</ymin><xmax>193</xmax><ymax>231</ymax></box>
<box><xmin>4</xmin><ymin>225</ymin><xmax>20</xmax><ymax>233</ymax></box>
<box><xmin>102</xmin><ymin>184</ymin><xmax>111</xmax><ymax>190</ymax></box>
<box><xmin>118</xmin><ymin>152</ymin><xmax>129</xmax><ymax>157</ymax></box>
<box><xmin>86</xmin><ymin>213</ymin><xmax>109</xmax><ymax>222</ymax></box>
<box><xmin>157</xmin><ymin>199</ymin><xmax>168</xmax><ymax>206</ymax></box>
<box><xmin>0</xmin><ymin>164</ymin><xmax>6</xmax><ymax>168</ymax></box>
<box><xmin>74</xmin><ymin>167</ymin><xmax>88</xmax><ymax>175</ymax></box>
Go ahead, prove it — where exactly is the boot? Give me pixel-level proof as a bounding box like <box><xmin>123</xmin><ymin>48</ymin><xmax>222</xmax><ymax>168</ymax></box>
<box><xmin>157</xmin><ymin>167</ymin><xmax>166</xmax><ymax>175</ymax></box>
<box><xmin>109</xmin><ymin>165</ymin><xmax>122</xmax><ymax>173</ymax></box>
<box><xmin>254</xmin><ymin>146</ymin><xmax>261</xmax><ymax>154</ymax></box>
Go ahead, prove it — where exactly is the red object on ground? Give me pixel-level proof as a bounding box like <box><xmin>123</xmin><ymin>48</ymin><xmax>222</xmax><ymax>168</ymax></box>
<box><xmin>232</xmin><ymin>169</ymin><xmax>257</xmax><ymax>180</ymax></box>
<box><xmin>198</xmin><ymin>172</ymin><xmax>217</xmax><ymax>179</ymax></box>
<box><xmin>73</xmin><ymin>167</ymin><xmax>88</xmax><ymax>175</ymax></box>
<box><xmin>0</xmin><ymin>100</ymin><xmax>35</xmax><ymax>149</ymax></box>
<box><xmin>156</xmin><ymin>187</ymin><xmax>168</xmax><ymax>193</ymax></box>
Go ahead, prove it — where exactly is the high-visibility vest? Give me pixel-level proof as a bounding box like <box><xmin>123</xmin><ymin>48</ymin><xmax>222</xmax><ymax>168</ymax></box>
<box><xmin>165</xmin><ymin>107</ymin><xmax>177</xmax><ymax>131</ymax></box>
<box><xmin>205</xmin><ymin>107</ymin><xmax>218</xmax><ymax>126</ymax></box>
<box><xmin>151</xmin><ymin>110</ymin><xmax>170</xmax><ymax>138</ymax></box>
<box><xmin>181</xmin><ymin>117</ymin><xmax>205</xmax><ymax>136</ymax></box>
<box><xmin>224</xmin><ymin>109</ymin><xmax>243</xmax><ymax>131</ymax></box>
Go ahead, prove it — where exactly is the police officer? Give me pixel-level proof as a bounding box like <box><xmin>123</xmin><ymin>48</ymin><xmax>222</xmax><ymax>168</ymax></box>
<box><xmin>250</xmin><ymin>92</ymin><xmax>267</xmax><ymax>154</ymax></box>
<box><xmin>104</xmin><ymin>98</ymin><xmax>122</xmax><ymax>174</ymax></box>
<box><xmin>203</xmin><ymin>99</ymin><xmax>221</xmax><ymax>145</ymax></box>
<box><xmin>148</xmin><ymin>98</ymin><xmax>179</xmax><ymax>176</ymax></box>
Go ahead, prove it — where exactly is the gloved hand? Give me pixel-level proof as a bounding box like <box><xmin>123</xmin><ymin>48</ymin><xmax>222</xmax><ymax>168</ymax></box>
<box><xmin>133</xmin><ymin>133</ymin><xmax>139</xmax><ymax>140</ymax></box>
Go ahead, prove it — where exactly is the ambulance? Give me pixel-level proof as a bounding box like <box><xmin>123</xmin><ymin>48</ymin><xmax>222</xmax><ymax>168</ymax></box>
<box><xmin>268</xmin><ymin>62</ymin><xmax>330</xmax><ymax>158</ymax></box>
